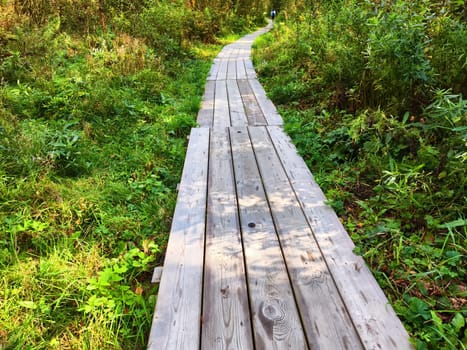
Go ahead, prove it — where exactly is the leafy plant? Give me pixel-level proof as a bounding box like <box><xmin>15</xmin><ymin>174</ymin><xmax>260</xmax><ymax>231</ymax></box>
<box><xmin>254</xmin><ymin>1</ymin><xmax>467</xmax><ymax>348</ymax></box>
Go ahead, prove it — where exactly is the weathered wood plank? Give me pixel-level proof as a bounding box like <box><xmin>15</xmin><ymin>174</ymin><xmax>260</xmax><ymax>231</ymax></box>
<box><xmin>267</xmin><ymin>126</ymin><xmax>414</xmax><ymax>350</ymax></box>
<box><xmin>227</xmin><ymin>80</ymin><xmax>248</xmax><ymax>127</ymax></box>
<box><xmin>213</xmin><ymin>80</ymin><xmax>230</xmax><ymax>131</ymax></box>
<box><xmin>201</xmin><ymin>130</ymin><xmax>254</xmax><ymax>349</ymax></box>
<box><xmin>227</xmin><ymin>55</ymin><xmax>238</xmax><ymax>80</ymax></box>
<box><xmin>237</xmin><ymin>79</ymin><xmax>267</xmax><ymax>126</ymax></box>
<box><xmin>237</xmin><ymin>47</ymin><xmax>249</xmax><ymax>59</ymax></box>
<box><xmin>236</xmin><ymin>59</ymin><xmax>247</xmax><ymax>80</ymax></box>
<box><xmin>148</xmin><ymin>128</ymin><xmax>210</xmax><ymax>350</ymax></box>
<box><xmin>248</xmin><ymin>79</ymin><xmax>283</xmax><ymax>125</ymax></box>
<box><xmin>217</xmin><ymin>56</ymin><xmax>229</xmax><ymax>81</ymax></box>
<box><xmin>197</xmin><ymin>80</ymin><xmax>215</xmax><ymax>128</ymax></box>
<box><xmin>230</xmin><ymin>127</ymin><xmax>308</xmax><ymax>350</ymax></box>
<box><xmin>244</xmin><ymin>59</ymin><xmax>257</xmax><ymax>79</ymax></box>
<box><xmin>151</xmin><ymin>266</ymin><xmax>163</xmax><ymax>284</ymax></box>
<box><xmin>207</xmin><ymin>59</ymin><xmax>220</xmax><ymax>81</ymax></box>
<box><xmin>249</xmin><ymin>126</ymin><xmax>364</xmax><ymax>349</ymax></box>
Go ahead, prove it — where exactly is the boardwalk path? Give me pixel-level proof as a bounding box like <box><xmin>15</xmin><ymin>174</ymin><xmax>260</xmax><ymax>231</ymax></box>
<box><xmin>148</xmin><ymin>24</ymin><xmax>413</xmax><ymax>350</ymax></box>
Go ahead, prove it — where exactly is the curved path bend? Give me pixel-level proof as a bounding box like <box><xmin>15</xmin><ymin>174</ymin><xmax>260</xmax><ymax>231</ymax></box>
<box><xmin>148</xmin><ymin>24</ymin><xmax>412</xmax><ymax>350</ymax></box>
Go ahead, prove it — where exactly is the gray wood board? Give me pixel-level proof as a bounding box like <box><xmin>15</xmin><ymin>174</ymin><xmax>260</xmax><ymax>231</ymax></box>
<box><xmin>230</xmin><ymin>127</ymin><xmax>308</xmax><ymax>349</ymax></box>
<box><xmin>267</xmin><ymin>126</ymin><xmax>414</xmax><ymax>350</ymax></box>
<box><xmin>217</xmin><ymin>56</ymin><xmax>229</xmax><ymax>81</ymax></box>
<box><xmin>227</xmin><ymin>80</ymin><xmax>248</xmax><ymax>127</ymax></box>
<box><xmin>207</xmin><ymin>59</ymin><xmax>220</xmax><ymax>81</ymax></box>
<box><xmin>248</xmin><ymin>79</ymin><xmax>283</xmax><ymax>125</ymax></box>
<box><xmin>237</xmin><ymin>79</ymin><xmax>267</xmax><ymax>126</ymax></box>
<box><xmin>148</xmin><ymin>128</ymin><xmax>210</xmax><ymax>350</ymax></box>
<box><xmin>201</xmin><ymin>130</ymin><xmax>254</xmax><ymax>349</ymax></box>
<box><xmin>213</xmin><ymin>80</ymin><xmax>230</xmax><ymax>131</ymax></box>
<box><xmin>236</xmin><ymin>59</ymin><xmax>247</xmax><ymax>80</ymax></box>
<box><xmin>249</xmin><ymin>126</ymin><xmax>363</xmax><ymax>349</ymax></box>
<box><xmin>227</xmin><ymin>55</ymin><xmax>238</xmax><ymax>80</ymax></box>
<box><xmin>244</xmin><ymin>59</ymin><xmax>257</xmax><ymax>79</ymax></box>
<box><xmin>197</xmin><ymin>80</ymin><xmax>215</xmax><ymax>127</ymax></box>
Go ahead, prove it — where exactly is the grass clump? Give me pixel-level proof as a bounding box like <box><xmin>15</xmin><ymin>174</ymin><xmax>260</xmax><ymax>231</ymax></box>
<box><xmin>254</xmin><ymin>1</ymin><xmax>466</xmax><ymax>349</ymax></box>
<box><xmin>0</xmin><ymin>0</ymin><xmax>260</xmax><ymax>347</ymax></box>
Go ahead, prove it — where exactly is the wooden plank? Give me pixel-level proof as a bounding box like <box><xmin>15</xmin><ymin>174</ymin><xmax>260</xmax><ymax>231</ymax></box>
<box><xmin>237</xmin><ymin>79</ymin><xmax>267</xmax><ymax>126</ymax></box>
<box><xmin>197</xmin><ymin>80</ymin><xmax>215</xmax><ymax>127</ymax></box>
<box><xmin>267</xmin><ymin>126</ymin><xmax>414</xmax><ymax>350</ymax></box>
<box><xmin>207</xmin><ymin>59</ymin><xmax>220</xmax><ymax>81</ymax></box>
<box><xmin>151</xmin><ymin>266</ymin><xmax>163</xmax><ymax>284</ymax></box>
<box><xmin>244</xmin><ymin>59</ymin><xmax>257</xmax><ymax>79</ymax></box>
<box><xmin>201</xmin><ymin>130</ymin><xmax>254</xmax><ymax>349</ymax></box>
<box><xmin>229</xmin><ymin>127</ymin><xmax>307</xmax><ymax>350</ymax></box>
<box><xmin>217</xmin><ymin>56</ymin><xmax>229</xmax><ymax>81</ymax></box>
<box><xmin>148</xmin><ymin>128</ymin><xmax>210</xmax><ymax>350</ymax></box>
<box><xmin>249</xmin><ymin>126</ymin><xmax>364</xmax><ymax>349</ymax></box>
<box><xmin>213</xmin><ymin>80</ymin><xmax>230</xmax><ymax>131</ymax></box>
<box><xmin>248</xmin><ymin>79</ymin><xmax>283</xmax><ymax>125</ymax></box>
<box><xmin>236</xmin><ymin>58</ymin><xmax>247</xmax><ymax>80</ymax></box>
<box><xmin>227</xmin><ymin>55</ymin><xmax>238</xmax><ymax>80</ymax></box>
<box><xmin>238</xmin><ymin>47</ymin><xmax>250</xmax><ymax>59</ymax></box>
<box><xmin>227</xmin><ymin>80</ymin><xmax>248</xmax><ymax>127</ymax></box>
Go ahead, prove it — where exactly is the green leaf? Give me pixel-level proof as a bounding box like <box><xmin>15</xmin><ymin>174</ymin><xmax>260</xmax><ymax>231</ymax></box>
<box><xmin>430</xmin><ymin>311</ymin><xmax>444</xmax><ymax>332</ymax></box>
<box><xmin>19</xmin><ymin>300</ymin><xmax>37</xmax><ymax>309</ymax></box>
<box><xmin>451</xmin><ymin>313</ymin><xmax>465</xmax><ymax>333</ymax></box>
<box><xmin>438</xmin><ymin>219</ymin><xmax>467</xmax><ymax>229</ymax></box>
<box><xmin>409</xmin><ymin>297</ymin><xmax>431</xmax><ymax>321</ymax></box>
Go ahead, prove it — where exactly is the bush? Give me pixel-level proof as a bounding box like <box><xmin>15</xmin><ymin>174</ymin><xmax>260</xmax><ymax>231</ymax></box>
<box><xmin>429</xmin><ymin>16</ymin><xmax>467</xmax><ymax>96</ymax></box>
<box><xmin>254</xmin><ymin>1</ymin><xmax>467</xmax><ymax>348</ymax></box>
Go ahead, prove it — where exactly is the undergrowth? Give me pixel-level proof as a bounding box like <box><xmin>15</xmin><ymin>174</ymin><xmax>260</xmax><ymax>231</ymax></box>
<box><xmin>254</xmin><ymin>1</ymin><xmax>466</xmax><ymax>349</ymax></box>
<box><xmin>0</xmin><ymin>0</ymin><xmax>262</xmax><ymax>348</ymax></box>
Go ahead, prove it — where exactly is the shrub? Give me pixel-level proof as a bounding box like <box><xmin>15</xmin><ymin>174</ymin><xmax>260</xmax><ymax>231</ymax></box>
<box><xmin>429</xmin><ymin>16</ymin><xmax>467</xmax><ymax>96</ymax></box>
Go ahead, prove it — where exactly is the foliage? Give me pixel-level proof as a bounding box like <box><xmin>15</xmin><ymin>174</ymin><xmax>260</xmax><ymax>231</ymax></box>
<box><xmin>0</xmin><ymin>0</ymin><xmax>256</xmax><ymax>347</ymax></box>
<box><xmin>254</xmin><ymin>0</ymin><xmax>467</xmax><ymax>349</ymax></box>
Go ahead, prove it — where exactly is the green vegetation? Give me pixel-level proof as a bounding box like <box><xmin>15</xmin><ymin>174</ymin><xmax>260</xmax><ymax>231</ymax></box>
<box><xmin>0</xmin><ymin>0</ymin><xmax>267</xmax><ymax>348</ymax></box>
<box><xmin>254</xmin><ymin>1</ymin><xmax>466</xmax><ymax>349</ymax></box>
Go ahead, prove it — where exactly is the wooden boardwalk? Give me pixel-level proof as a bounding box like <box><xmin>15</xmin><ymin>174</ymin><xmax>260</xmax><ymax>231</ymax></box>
<box><xmin>148</xmin><ymin>24</ymin><xmax>413</xmax><ymax>350</ymax></box>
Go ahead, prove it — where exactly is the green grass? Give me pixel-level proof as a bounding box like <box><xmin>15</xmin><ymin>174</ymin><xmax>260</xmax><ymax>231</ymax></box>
<box><xmin>253</xmin><ymin>1</ymin><xmax>466</xmax><ymax>349</ymax></box>
<box><xmin>0</xmin><ymin>12</ymin><xmax>228</xmax><ymax>350</ymax></box>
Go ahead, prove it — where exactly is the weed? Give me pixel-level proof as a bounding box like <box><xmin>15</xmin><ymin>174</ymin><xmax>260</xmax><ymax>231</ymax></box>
<box><xmin>254</xmin><ymin>1</ymin><xmax>467</xmax><ymax>348</ymax></box>
<box><xmin>0</xmin><ymin>0</ymin><xmax>232</xmax><ymax>347</ymax></box>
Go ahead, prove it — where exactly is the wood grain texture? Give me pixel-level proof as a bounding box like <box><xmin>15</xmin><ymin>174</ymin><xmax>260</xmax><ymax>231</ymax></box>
<box><xmin>148</xmin><ymin>128</ymin><xmax>210</xmax><ymax>350</ymax></box>
<box><xmin>267</xmin><ymin>126</ymin><xmax>414</xmax><ymax>350</ymax></box>
<box><xmin>201</xmin><ymin>130</ymin><xmax>254</xmax><ymax>350</ymax></box>
<box><xmin>230</xmin><ymin>127</ymin><xmax>308</xmax><ymax>350</ymax></box>
<box><xmin>248</xmin><ymin>79</ymin><xmax>283</xmax><ymax>126</ymax></box>
<box><xmin>237</xmin><ymin>79</ymin><xmax>266</xmax><ymax>126</ymax></box>
<box><xmin>249</xmin><ymin>126</ymin><xmax>364</xmax><ymax>349</ymax></box>
<box><xmin>227</xmin><ymin>80</ymin><xmax>248</xmax><ymax>127</ymax></box>
<box><xmin>197</xmin><ymin>80</ymin><xmax>215</xmax><ymax>128</ymax></box>
<box><xmin>213</xmin><ymin>80</ymin><xmax>230</xmax><ymax>131</ymax></box>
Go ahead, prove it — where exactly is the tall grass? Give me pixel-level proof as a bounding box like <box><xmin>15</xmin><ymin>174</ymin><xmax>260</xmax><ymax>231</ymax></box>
<box><xmin>0</xmin><ymin>0</ymin><xmax>258</xmax><ymax>347</ymax></box>
<box><xmin>253</xmin><ymin>1</ymin><xmax>466</xmax><ymax>349</ymax></box>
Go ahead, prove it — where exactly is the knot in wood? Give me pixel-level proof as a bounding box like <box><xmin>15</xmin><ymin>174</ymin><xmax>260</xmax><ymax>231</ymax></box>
<box><xmin>261</xmin><ymin>299</ymin><xmax>284</xmax><ymax>321</ymax></box>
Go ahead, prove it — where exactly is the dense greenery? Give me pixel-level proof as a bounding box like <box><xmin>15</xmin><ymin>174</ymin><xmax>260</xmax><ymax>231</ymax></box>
<box><xmin>0</xmin><ymin>0</ymin><xmax>268</xmax><ymax>348</ymax></box>
<box><xmin>253</xmin><ymin>1</ymin><xmax>466</xmax><ymax>349</ymax></box>
<box><xmin>2</xmin><ymin>0</ymin><xmax>465</xmax><ymax>348</ymax></box>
